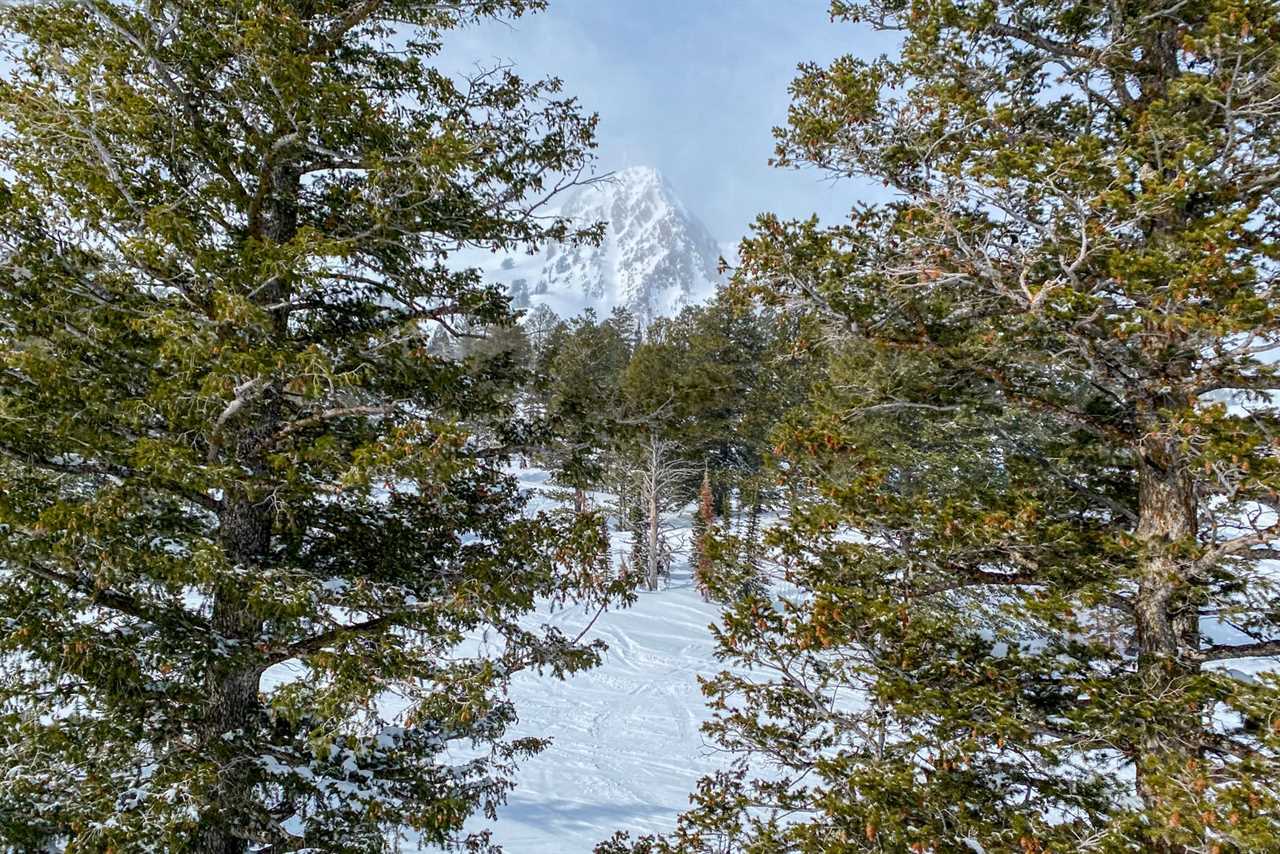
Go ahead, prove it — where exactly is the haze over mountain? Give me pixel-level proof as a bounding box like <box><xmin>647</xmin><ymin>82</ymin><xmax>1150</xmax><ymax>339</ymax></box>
<box><xmin>479</xmin><ymin>166</ymin><xmax>727</xmax><ymax>326</ymax></box>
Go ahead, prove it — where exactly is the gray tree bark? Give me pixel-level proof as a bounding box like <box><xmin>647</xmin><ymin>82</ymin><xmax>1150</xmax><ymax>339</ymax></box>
<box><xmin>1133</xmin><ymin>424</ymin><xmax>1199</xmax><ymax>854</ymax></box>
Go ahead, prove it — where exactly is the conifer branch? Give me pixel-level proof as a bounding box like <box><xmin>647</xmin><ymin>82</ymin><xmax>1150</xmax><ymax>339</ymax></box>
<box><xmin>0</xmin><ymin>443</ymin><xmax>222</xmax><ymax>512</ymax></box>
<box><xmin>1195</xmin><ymin>525</ymin><xmax>1280</xmax><ymax>573</ymax></box>
<box><xmin>265</xmin><ymin>613</ymin><xmax>401</xmax><ymax>665</ymax></box>
<box><xmin>21</xmin><ymin>559</ymin><xmax>211</xmax><ymax>635</ymax></box>
<box><xmin>270</xmin><ymin>404</ymin><xmax>397</xmax><ymax>444</ymax></box>
<box><xmin>1198</xmin><ymin>639</ymin><xmax>1280</xmax><ymax>662</ymax></box>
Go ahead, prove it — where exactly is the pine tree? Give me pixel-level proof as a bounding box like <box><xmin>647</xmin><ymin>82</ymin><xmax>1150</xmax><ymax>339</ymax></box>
<box><xmin>538</xmin><ymin>309</ymin><xmax>632</xmax><ymax>512</ymax></box>
<box><xmin>0</xmin><ymin>1</ymin><xmax>623</xmax><ymax>850</ymax></box>
<box><xmin>633</xmin><ymin>1</ymin><xmax>1280</xmax><ymax>852</ymax></box>
<box><xmin>693</xmin><ymin>468</ymin><xmax>716</xmax><ymax>598</ymax></box>
<box><xmin>525</xmin><ymin>303</ymin><xmax>564</xmax><ymax>358</ymax></box>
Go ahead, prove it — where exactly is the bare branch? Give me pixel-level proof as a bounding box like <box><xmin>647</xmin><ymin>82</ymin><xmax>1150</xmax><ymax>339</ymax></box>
<box><xmin>1199</xmin><ymin>639</ymin><xmax>1280</xmax><ymax>662</ymax></box>
<box><xmin>270</xmin><ymin>404</ymin><xmax>397</xmax><ymax>445</ymax></box>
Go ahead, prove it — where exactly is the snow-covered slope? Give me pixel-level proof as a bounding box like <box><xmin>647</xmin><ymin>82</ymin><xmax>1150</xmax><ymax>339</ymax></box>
<box><xmin>432</xmin><ymin>469</ymin><xmax>731</xmax><ymax>852</ymax></box>
<box><xmin>478</xmin><ymin>166</ymin><xmax>726</xmax><ymax>326</ymax></box>
<box><xmin>463</xmin><ymin>581</ymin><xmax>725</xmax><ymax>849</ymax></box>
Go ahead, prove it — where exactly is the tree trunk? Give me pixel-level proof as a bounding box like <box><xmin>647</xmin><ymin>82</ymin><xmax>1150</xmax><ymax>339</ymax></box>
<box><xmin>743</xmin><ymin>489</ymin><xmax>762</xmax><ymax>571</ymax></box>
<box><xmin>194</xmin><ymin>159</ymin><xmax>298</xmax><ymax>853</ymax></box>
<box><xmin>646</xmin><ymin>463</ymin><xmax>660</xmax><ymax>591</ymax></box>
<box><xmin>693</xmin><ymin>469</ymin><xmax>715</xmax><ymax>599</ymax></box>
<box><xmin>596</xmin><ymin>515</ymin><xmax>613</xmax><ymax>581</ymax></box>
<box><xmin>194</xmin><ymin>489</ymin><xmax>272</xmax><ymax>852</ymax></box>
<box><xmin>1133</xmin><ymin>429</ymin><xmax>1199</xmax><ymax>853</ymax></box>
<box><xmin>627</xmin><ymin>482</ymin><xmax>646</xmax><ymax>586</ymax></box>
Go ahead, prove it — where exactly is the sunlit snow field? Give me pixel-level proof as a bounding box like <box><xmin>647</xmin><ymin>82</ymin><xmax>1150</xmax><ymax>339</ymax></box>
<box><xmin>454</xmin><ymin>571</ymin><xmax>726</xmax><ymax>849</ymax></box>
<box><xmin>442</xmin><ymin>469</ymin><xmax>731</xmax><ymax>852</ymax></box>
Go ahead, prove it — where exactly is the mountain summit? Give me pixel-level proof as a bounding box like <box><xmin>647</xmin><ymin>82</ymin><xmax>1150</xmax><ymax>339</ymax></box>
<box><xmin>486</xmin><ymin>166</ymin><xmax>725</xmax><ymax>326</ymax></box>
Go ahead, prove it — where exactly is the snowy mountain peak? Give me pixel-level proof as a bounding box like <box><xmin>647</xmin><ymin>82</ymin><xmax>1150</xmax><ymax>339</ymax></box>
<box><xmin>598</xmin><ymin>164</ymin><xmax>668</xmax><ymax>193</ymax></box>
<box><xmin>485</xmin><ymin>167</ymin><xmax>725</xmax><ymax>326</ymax></box>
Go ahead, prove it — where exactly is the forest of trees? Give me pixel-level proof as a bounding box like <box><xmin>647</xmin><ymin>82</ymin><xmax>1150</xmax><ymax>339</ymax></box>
<box><xmin>452</xmin><ymin>298</ymin><xmax>804</xmax><ymax>598</ymax></box>
<box><xmin>1</xmin><ymin>0</ymin><xmax>1279</xmax><ymax>853</ymax></box>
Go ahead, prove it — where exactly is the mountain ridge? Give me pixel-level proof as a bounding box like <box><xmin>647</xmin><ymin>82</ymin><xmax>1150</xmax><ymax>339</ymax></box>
<box><xmin>481</xmin><ymin>166</ymin><xmax>726</xmax><ymax>326</ymax></box>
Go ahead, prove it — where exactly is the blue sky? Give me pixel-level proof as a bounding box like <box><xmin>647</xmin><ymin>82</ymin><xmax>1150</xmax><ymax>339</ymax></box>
<box><xmin>442</xmin><ymin>1</ymin><xmax>893</xmax><ymax>242</ymax></box>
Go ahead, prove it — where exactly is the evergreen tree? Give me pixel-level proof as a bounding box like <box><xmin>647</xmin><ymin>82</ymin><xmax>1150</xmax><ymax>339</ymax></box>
<box><xmin>525</xmin><ymin>303</ymin><xmax>564</xmax><ymax>361</ymax></box>
<box><xmin>0</xmin><ymin>1</ymin><xmax>623</xmax><ymax>850</ymax></box>
<box><xmin>654</xmin><ymin>296</ymin><xmax>801</xmax><ymax>602</ymax></box>
<box><xmin>693</xmin><ymin>468</ymin><xmax>716</xmax><ymax>597</ymax></box>
<box><xmin>460</xmin><ymin>319</ymin><xmax>534</xmax><ymax>411</ymax></box>
<box><xmin>524</xmin><ymin>302</ymin><xmax>565</xmax><ymax>425</ymax></box>
<box><xmin>634</xmin><ymin>296</ymin><xmax>803</xmax><ymax>517</ymax></box>
<box><xmin>624</xmin><ymin>0</ymin><xmax>1280</xmax><ymax>852</ymax></box>
<box><xmin>606</xmin><ymin>304</ymin><xmax>644</xmax><ymax>353</ymax></box>
<box><xmin>539</xmin><ymin>309</ymin><xmax>631</xmax><ymax>512</ymax></box>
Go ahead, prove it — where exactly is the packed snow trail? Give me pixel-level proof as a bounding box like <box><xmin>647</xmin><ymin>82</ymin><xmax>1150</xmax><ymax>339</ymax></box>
<box><xmin>437</xmin><ymin>469</ymin><xmax>731</xmax><ymax>852</ymax></box>
<box><xmin>459</xmin><ymin>572</ymin><xmax>727</xmax><ymax>851</ymax></box>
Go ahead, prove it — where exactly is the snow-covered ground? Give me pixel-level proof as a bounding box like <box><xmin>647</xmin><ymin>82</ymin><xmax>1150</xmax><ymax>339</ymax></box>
<box><xmin>262</xmin><ymin>463</ymin><xmax>1280</xmax><ymax>853</ymax></box>
<box><xmin>261</xmin><ymin>467</ymin><xmax>735</xmax><ymax>852</ymax></box>
<box><xmin>443</xmin><ymin>470</ymin><xmax>728</xmax><ymax>852</ymax></box>
<box><xmin>455</xmin><ymin>568</ymin><xmax>726</xmax><ymax>851</ymax></box>
<box><xmin>259</xmin><ymin>468</ymin><xmax>732</xmax><ymax>853</ymax></box>
<box><xmin>452</xmin><ymin>470</ymin><xmax>1280</xmax><ymax>853</ymax></box>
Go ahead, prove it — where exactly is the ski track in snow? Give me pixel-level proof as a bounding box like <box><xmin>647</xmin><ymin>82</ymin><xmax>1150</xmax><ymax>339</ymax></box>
<box><xmin>462</xmin><ymin>576</ymin><xmax>727</xmax><ymax>852</ymax></box>
<box><xmin>419</xmin><ymin>469</ymin><xmax>732</xmax><ymax>852</ymax></box>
